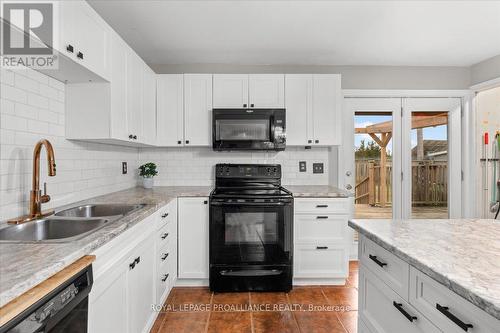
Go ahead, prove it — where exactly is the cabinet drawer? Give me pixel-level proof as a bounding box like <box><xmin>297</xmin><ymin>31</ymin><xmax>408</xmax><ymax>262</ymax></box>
<box><xmin>294</xmin><ymin>243</ymin><xmax>348</xmax><ymax>278</ymax></box>
<box><xmin>157</xmin><ymin>241</ymin><xmax>174</xmax><ymax>271</ymax></box>
<box><xmin>409</xmin><ymin>267</ymin><xmax>500</xmax><ymax>333</ymax></box>
<box><xmin>295</xmin><ymin>214</ymin><xmax>347</xmax><ymax>243</ymax></box>
<box><xmin>157</xmin><ymin>221</ymin><xmax>174</xmax><ymax>246</ymax></box>
<box><xmin>294</xmin><ymin>198</ymin><xmax>350</xmax><ymax>214</ymax></box>
<box><xmin>360</xmin><ymin>236</ymin><xmax>409</xmax><ymax>300</ymax></box>
<box><xmin>158</xmin><ymin>205</ymin><xmax>174</xmax><ymax>229</ymax></box>
<box><xmin>156</xmin><ymin>263</ymin><xmax>174</xmax><ymax>304</ymax></box>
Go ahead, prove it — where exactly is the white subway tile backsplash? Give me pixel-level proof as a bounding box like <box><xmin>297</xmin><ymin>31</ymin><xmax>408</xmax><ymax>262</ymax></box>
<box><xmin>1</xmin><ymin>83</ymin><xmax>27</xmax><ymax>103</ymax></box>
<box><xmin>14</xmin><ymin>74</ymin><xmax>39</xmax><ymax>93</ymax></box>
<box><xmin>27</xmin><ymin>93</ymin><xmax>49</xmax><ymax>109</ymax></box>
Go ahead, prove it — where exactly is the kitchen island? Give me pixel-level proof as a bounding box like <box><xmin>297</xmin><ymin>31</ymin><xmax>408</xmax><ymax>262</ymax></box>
<box><xmin>349</xmin><ymin>218</ymin><xmax>500</xmax><ymax>332</ymax></box>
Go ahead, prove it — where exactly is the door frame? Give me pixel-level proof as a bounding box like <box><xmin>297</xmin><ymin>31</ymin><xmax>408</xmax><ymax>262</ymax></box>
<box><xmin>402</xmin><ymin>98</ymin><xmax>462</xmax><ymax>218</ymax></box>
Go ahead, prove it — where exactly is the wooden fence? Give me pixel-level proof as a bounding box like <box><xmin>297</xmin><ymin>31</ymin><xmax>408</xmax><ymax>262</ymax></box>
<box><xmin>355</xmin><ymin>160</ymin><xmax>447</xmax><ymax>206</ymax></box>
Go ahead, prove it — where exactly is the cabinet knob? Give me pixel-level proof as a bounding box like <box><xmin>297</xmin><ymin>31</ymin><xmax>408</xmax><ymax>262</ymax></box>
<box><xmin>243</xmin><ymin>104</ymin><xmax>247</xmax><ymax>108</ymax></box>
<box><xmin>315</xmin><ymin>139</ymin><xmax>319</xmax><ymax>144</ymax></box>
<box><xmin>345</xmin><ymin>184</ymin><xmax>353</xmax><ymax>190</ymax></box>
<box><xmin>133</xmin><ymin>135</ymin><xmax>137</xmax><ymax>140</ymax></box>
<box><xmin>204</xmin><ymin>200</ymin><xmax>208</xmax><ymax>204</ymax></box>
<box><xmin>308</xmin><ymin>140</ymin><xmax>312</xmax><ymax>144</ymax></box>
<box><xmin>66</xmin><ymin>44</ymin><xmax>74</xmax><ymax>53</ymax></box>
<box><xmin>177</xmin><ymin>140</ymin><xmax>181</xmax><ymax>144</ymax></box>
<box><xmin>250</xmin><ymin>104</ymin><xmax>254</xmax><ymax>108</ymax></box>
<box><xmin>129</xmin><ymin>135</ymin><xmax>134</xmax><ymax>139</ymax></box>
<box><xmin>185</xmin><ymin>140</ymin><xmax>189</xmax><ymax>144</ymax></box>
<box><xmin>77</xmin><ymin>51</ymin><xmax>84</xmax><ymax>60</ymax></box>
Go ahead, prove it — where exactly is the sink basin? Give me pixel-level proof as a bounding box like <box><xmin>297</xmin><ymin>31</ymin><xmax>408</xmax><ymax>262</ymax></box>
<box><xmin>0</xmin><ymin>217</ymin><xmax>109</xmax><ymax>242</ymax></box>
<box><xmin>55</xmin><ymin>204</ymin><xmax>145</xmax><ymax>218</ymax></box>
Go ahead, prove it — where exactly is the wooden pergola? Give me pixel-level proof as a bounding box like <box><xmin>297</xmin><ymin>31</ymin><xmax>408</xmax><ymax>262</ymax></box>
<box><xmin>355</xmin><ymin>112</ymin><xmax>448</xmax><ymax>207</ymax></box>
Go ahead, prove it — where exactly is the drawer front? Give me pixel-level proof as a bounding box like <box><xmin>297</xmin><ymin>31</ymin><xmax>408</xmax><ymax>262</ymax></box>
<box><xmin>157</xmin><ymin>240</ymin><xmax>175</xmax><ymax>271</ymax></box>
<box><xmin>359</xmin><ymin>266</ymin><xmax>440</xmax><ymax>333</ymax></box>
<box><xmin>294</xmin><ymin>243</ymin><xmax>348</xmax><ymax>278</ymax></box>
<box><xmin>158</xmin><ymin>206</ymin><xmax>174</xmax><ymax>229</ymax></box>
<box><xmin>294</xmin><ymin>198</ymin><xmax>350</xmax><ymax>214</ymax></box>
<box><xmin>295</xmin><ymin>214</ymin><xmax>348</xmax><ymax>243</ymax></box>
<box><xmin>409</xmin><ymin>267</ymin><xmax>500</xmax><ymax>333</ymax></box>
<box><xmin>157</xmin><ymin>221</ymin><xmax>174</xmax><ymax>247</ymax></box>
<box><xmin>360</xmin><ymin>236</ymin><xmax>409</xmax><ymax>300</ymax></box>
<box><xmin>156</xmin><ymin>263</ymin><xmax>173</xmax><ymax>303</ymax></box>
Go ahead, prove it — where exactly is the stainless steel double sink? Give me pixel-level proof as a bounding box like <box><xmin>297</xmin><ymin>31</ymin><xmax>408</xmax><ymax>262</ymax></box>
<box><xmin>0</xmin><ymin>204</ymin><xmax>145</xmax><ymax>243</ymax></box>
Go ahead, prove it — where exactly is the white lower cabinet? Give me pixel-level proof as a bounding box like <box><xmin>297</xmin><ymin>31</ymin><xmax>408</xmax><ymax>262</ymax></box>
<box><xmin>293</xmin><ymin>198</ymin><xmax>350</xmax><ymax>285</ymax></box>
<box><xmin>178</xmin><ymin>197</ymin><xmax>210</xmax><ymax>282</ymax></box>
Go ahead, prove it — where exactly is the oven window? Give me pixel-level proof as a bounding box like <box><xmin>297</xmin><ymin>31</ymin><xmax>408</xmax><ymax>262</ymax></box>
<box><xmin>225</xmin><ymin>212</ymin><xmax>277</xmax><ymax>245</ymax></box>
<box><xmin>216</xmin><ymin>119</ymin><xmax>270</xmax><ymax>141</ymax></box>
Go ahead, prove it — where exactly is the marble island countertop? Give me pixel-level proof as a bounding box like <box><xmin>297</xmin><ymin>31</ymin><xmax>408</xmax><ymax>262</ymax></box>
<box><xmin>349</xmin><ymin>218</ymin><xmax>500</xmax><ymax>320</ymax></box>
<box><xmin>0</xmin><ymin>184</ymin><xmax>347</xmax><ymax>308</ymax></box>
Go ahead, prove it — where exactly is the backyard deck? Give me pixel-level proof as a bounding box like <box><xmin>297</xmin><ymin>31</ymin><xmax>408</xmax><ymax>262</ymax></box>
<box><xmin>354</xmin><ymin>204</ymin><xmax>448</xmax><ymax>219</ymax></box>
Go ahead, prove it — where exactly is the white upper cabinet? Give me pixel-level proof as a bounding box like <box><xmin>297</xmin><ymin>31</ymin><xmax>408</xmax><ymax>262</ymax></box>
<box><xmin>142</xmin><ymin>66</ymin><xmax>157</xmax><ymax>145</ymax></box>
<box><xmin>157</xmin><ymin>75</ymin><xmax>184</xmax><ymax>146</ymax></box>
<box><xmin>109</xmin><ymin>35</ymin><xmax>128</xmax><ymax>141</ymax></box>
<box><xmin>126</xmin><ymin>52</ymin><xmax>144</xmax><ymax>142</ymax></box>
<box><xmin>285</xmin><ymin>74</ymin><xmax>341</xmax><ymax>146</ymax></box>
<box><xmin>248</xmin><ymin>74</ymin><xmax>285</xmax><ymax>108</ymax></box>
<box><xmin>59</xmin><ymin>0</ymin><xmax>110</xmax><ymax>80</ymax></box>
<box><xmin>213</xmin><ymin>74</ymin><xmax>249</xmax><ymax>108</ymax></box>
<box><xmin>312</xmin><ymin>74</ymin><xmax>342</xmax><ymax>145</ymax></box>
<box><xmin>184</xmin><ymin>74</ymin><xmax>213</xmax><ymax>146</ymax></box>
<box><xmin>285</xmin><ymin>75</ymin><xmax>313</xmax><ymax>145</ymax></box>
<box><xmin>213</xmin><ymin>74</ymin><xmax>285</xmax><ymax>108</ymax></box>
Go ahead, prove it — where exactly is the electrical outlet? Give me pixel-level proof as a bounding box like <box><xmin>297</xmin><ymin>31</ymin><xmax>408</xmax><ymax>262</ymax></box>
<box><xmin>122</xmin><ymin>162</ymin><xmax>127</xmax><ymax>174</ymax></box>
<box><xmin>313</xmin><ymin>163</ymin><xmax>324</xmax><ymax>174</ymax></box>
<box><xmin>299</xmin><ymin>161</ymin><xmax>307</xmax><ymax>172</ymax></box>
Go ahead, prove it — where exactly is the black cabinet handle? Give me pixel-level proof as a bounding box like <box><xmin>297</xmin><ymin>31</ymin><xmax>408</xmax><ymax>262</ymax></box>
<box><xmin>308</xmin><ymin>140</ymin><xmax>312</xmax><ymax>144</ymax></box>
<box><xmin>161</xmin><ymin>233</ymin><xmax>169</xmax><ymax>240</ymax></box>
<box><xmin>369</xmin><ymin>254</ymin><xmax>387</xmax><ymax>268</ymax></box>
<box><xmin>204</xmin><ymin>200</ymin><xmax>208</xmax><ymax>204</ymax></box>
<box><xmin>177</xmin><ymin>140</ymin><xmax>182</xmax><ymax>144</ymax></box>
<box><xmin>161</xmin><ymin>274</ymin><xmax>169</xmax><ymax>282</ymax></box>
<box><xmin>66</xmin><ymin>44</ymin><xmax>74</xmax><ymax>53</ymax></box>
<box><xmin>161</xmin><ymin>213</ymin><xmax>168</xmax><ymax>218</ymax></box>
<box><xmin>315</xmin><ymin>139</ymin><xmax>319</xmax><ymax>144</ymax></box>
<box><xmin>185</xmin><ymin>140</ymin><xmax>189</xmax><ymax>144</ymax></box>
<box><xmin>393</xmin><ymin>302</ymin><xmax>417</xmax><ymax>322</ymax></box>
<box><xmin>161</xmin><ymin>253</ymin><xmax>169</xmax><ymax>261</ymax></box>
<box><xmin>129</xmin><ymin>261</ymin><xmax>136</xmax><ymax>270</ymax></box>
<box><xmin>316</xmin><ymin>216</ymin><xmax>329</xmax><ymax>219</ymax></box>
<box><xmin>77</xmin><ymin>51</ymin><xmax>84</xmax><ymax>59</ymax></box>
<box><xmin>243</xmin><ymin>104</ymin><xmax>247</xmax><ymax>107</ymax></box>
<box><xmin>250</xmin><ymin>103</ymin><xmax>254</xmax><ymax>107</ymax></box>
<box><xmin>316</xmin><ymin>246</ymin><xmax>328</xmax><ymax>250</ymax></box>
<box><xmin>135</xmin><ymin>256</ymin><xmax>140</xmax><ymax>264</ymax></box>
<box><xmin>316</xmin><ymin>205</ymin><xmax>328</xmax><ymax>208</ymax></box>
<box><xmin>129</xmin><ymin>134</ymin><xmax>134</xmax><ymax>139</ymax></box>
<box><xmin>436</xmin><ymin>304</ymin><xmax>473</xmax><ymax>331</ymax></box>
<box><xmin>133</xmin><ymin>135</ymin><xmax>137</xmax><ymax>140</ymax></box>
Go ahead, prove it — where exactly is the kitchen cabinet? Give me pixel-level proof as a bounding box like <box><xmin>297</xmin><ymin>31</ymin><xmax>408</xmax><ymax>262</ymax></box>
<box><xmin>59</xmin><ymin>0</ymin><xmax>110</xmax><ymax>80</ymax></box>
<box><xmin>126</xmin><ymin>52</ymin><xmax>144</xmax><ymax>142</ymax></box>
<box><xmin>178</xmin><ymin>197</ymin><xmax>210</xmax><ymax>281</ymax></box>
<box><xmin>155</xmin><ymin>201</ymin><xmax>177</xmax><ymax>304</ymax></box>
<box><xmin>157</xmin><ymin>75</ymin><xmax>184</xmax><ymax>146</ymax></box>
<box><xmin>285</xmin><ymin>74</ymin><xmax>342</xmax><ymax>146</ymax></box>
<box><xmin>293</xmin><ymin>198</ymin><xmax>350</xmax><ymax>284</ymax></box>
<box><xmin>184</xmin><ymin>74</ymin><xmax>213</xmax><ymax>146</ymax></box>
<box><xmin>213</xmin><ymin>74</ymin><xmax>284</xmax><ymax>108</ymax></box>
<box><xmin>142</xmin><ymin>65</ymin><xmax>157</xmax><ymax>145</ymax></box>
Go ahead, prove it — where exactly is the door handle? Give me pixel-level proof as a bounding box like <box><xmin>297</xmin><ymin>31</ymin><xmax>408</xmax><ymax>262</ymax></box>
<box><xmin>316</xmin><ymin>246</ymin><xmax>328</xmax><ymax>250</ymax></box>
<box><xmin>161</xmin><ymin>233</ymin><xmax>169</xmax><ymax>240</ymax></box>
<box><xmin>161</xmin><ymin>274</ymin><xmax>169</xmax><ymax>282</ymax></box>
<box><xmin>161</xmin><ymin>253</ymin><xmax>169</xmax><ymax>261</ymax></box>
<box><xmin>316</xmin><ymin>216</ymin><xmax>329</xmax><ymax>219</ymax></box>
<box><xmin>393</xmin><ymin>302</ymin><xmax>417</xmax><ymax>322</ymax></box>
<box><xmin>369</xmin><ymin>254</ymin><xmax>387</xmax><ymax>268</ymax></box>
<box><xmin>436</xmin><ymin>303</ymin><xmax>473</xmax><ymax>331</ymax></box>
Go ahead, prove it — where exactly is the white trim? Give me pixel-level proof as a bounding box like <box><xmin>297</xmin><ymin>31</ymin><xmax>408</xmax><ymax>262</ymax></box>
<box><xmin>469</xmin><ymin>77</ymin><xmax>500</xmax><ymax>92</ymax></box>
<box><xmin>343</xmin><ymin>89</ymin><xmax>470</xmax><ymax>98</ymax></box>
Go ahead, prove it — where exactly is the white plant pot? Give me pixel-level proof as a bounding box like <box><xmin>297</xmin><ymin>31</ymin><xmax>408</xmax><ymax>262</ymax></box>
<box><xmin>142</xmin><ymin>177</ymin><xmax>154</xmax><ymax>189</ymax></box>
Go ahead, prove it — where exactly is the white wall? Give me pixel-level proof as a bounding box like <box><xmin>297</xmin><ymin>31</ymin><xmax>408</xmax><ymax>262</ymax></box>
<box><xmin>471</xmin><ymin>55</ymin><xmax>500</xmax><ymax>86</ymax></box>
<box><xmin>0</xmin><ymin>68</ymin><xmax>140</xmax><ymax>221</ymax></box>
<box><xmin>140</xmin><ymin>147</ymin><xmax>330</xmax><ymax>186</ymax></box>
<box><xmin>475</xmin><ymin>86</ymin><xmax>500</xmax><ymax>218</ymax></box>
<box><xmin>151</xmin><ymin>64</ymin><xmax>472</xmax><ymax>90</ymax></box>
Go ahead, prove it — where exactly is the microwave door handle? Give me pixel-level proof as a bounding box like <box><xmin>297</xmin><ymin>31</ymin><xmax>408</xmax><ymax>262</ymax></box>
<box><xmin>270</xmin><ymin>115</ymin><xmax>275</xmax><ymax>142</ymax></box>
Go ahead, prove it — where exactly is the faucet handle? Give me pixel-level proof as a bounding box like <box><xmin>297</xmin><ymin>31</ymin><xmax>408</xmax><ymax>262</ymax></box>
<box><xmin>41</xmin><ymin>182</ymin><xmax>51</xmax><ymax>203</ymax></box>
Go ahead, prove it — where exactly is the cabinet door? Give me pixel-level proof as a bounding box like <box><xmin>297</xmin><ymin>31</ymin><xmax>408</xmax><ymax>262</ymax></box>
<box><xmin>178</xmin><ymin>197</ymin><xmax>209</xmax><ymax>279</ymax></box>
<box><xmin>142</xmin><ymin>66</ymin><xmax>157</xmax><ymax>145</ymax></box>
<box><xmin>88</xmin><ymin>261</ymin><xmax>128</xmax><ymax>333</ymax></box>
<box><xmin>284</xmin><ymin>75</ymin><xmax>312</xmax><ymax>145</ymax></box>
<box><xmin>157</xmin><ymin>75</ymin><xmax>184</xmax><ymax>146</ymax></box>
<box><xmin>212</xmin><ymin>74</ymin><xmax>248</xmax><ymax>108</ymax></box>
<box><xmin>71</xmin><ymin>0</ymin><xmax>110</xmax><ymax>80</ymax></box>
<box><xmin>249</xmin><ymin>74</ymin><xmax>284</xmax><ymax>108</ymax></box>
<box><xmin>126</xmin><ymin>53</ymin><xmax>143</xmax><ymax>142</ymax></box>
<box><xmin>359</xmin><ymin>267</ymin><xmax>440</xmax><ymax>333</ymax></box>
<box><xmin>184</xmin><ymin>74</ymin><xmax>212</xmax><ymax>146</ymax></box>
<box><xmin>109</xmin><ymin>34</ymin><xmax>128</xmax><ymax>141</ymax></box>
<box><xmin>312</xmin><ymin>74</ymin><xmax>341</xmax><ymax>145</ymax></box>
<box><xmin>128</xmin><ymin>238</ymin><xmax>155</xmax><ymax>333</ymax></box>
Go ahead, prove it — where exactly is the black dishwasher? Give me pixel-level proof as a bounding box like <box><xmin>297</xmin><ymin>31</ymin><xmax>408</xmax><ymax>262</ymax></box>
<box><xmin>0</xmin><ymin>264</ymin><xmax>93</xmax><ymax>333</ymax></box>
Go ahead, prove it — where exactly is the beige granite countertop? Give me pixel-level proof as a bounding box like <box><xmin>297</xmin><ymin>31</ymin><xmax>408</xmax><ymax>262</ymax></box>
<box><xmin>286</xmin><ymin>185</ymin><xmax>351</xmax><ymax>198</ymax></box>
<box><xmin>349</xmin><ymin>218</ymin><xmax>500</xmax><ymax>320</ymax></box>
<box><xmin>0</xmin><ymin>186</ymin><xmax>212</xmax><ymax>308</ymax></box>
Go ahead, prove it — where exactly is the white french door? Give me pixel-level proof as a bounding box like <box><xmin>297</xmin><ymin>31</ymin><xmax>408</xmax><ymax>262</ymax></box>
<box><xmin>340</xmin><ymin>97</ymin><xmax>462</xmax><ymax>220</ymax></box>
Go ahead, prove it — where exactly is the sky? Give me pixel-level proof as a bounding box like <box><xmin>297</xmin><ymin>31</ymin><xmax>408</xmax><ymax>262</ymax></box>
<box><xmin>354</xmin><ymin>115</ymin><xmax>448</xmax><ymax>155</ymax></box>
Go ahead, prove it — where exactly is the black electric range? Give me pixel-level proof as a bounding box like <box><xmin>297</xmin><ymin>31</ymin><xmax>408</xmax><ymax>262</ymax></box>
<box><xmin>209</xmin><ymin>164</ymin><xmax>293</xmax><ymax>292</ymax></box>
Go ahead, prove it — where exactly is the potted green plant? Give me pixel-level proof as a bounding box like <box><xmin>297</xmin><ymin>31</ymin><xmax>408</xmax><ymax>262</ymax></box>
<box><xmin>139</xmin><ymin>162</ymin><xmax>158</xmax><ymax>189</ymax></box>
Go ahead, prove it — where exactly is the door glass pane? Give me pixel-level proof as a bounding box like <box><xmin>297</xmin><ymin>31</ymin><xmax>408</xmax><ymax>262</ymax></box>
<box><xmin>225</xmin><ymin>212</ymin><xmax>277</xmax><ymax>244</ymax></box>
<box><xmin>216</xmin><ymin>119</ymin><xmax>269</xmax><ymax>140</ymax></box>
<box><xmin>410</xmin><ymin>112</ymin><xmax>448</xmax><ymax>218</ymax></box>
<box><xmin>354</xmin><ymin>112</ymin><xmax>393</xmax><ymax>219</ymax></box>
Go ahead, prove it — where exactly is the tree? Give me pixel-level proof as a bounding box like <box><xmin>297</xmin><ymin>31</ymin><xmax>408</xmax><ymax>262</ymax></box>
<box><xmin>355</xmin><ymin>139</ymin><xmax>391</xmax><ymax>159</ymax></box>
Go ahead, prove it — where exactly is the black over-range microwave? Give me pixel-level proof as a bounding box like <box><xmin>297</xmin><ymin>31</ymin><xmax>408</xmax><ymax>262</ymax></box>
<box><xmin>212</xmin><ymin>109</ymin><xmax>286</xmax><ymax>151</ymax></box>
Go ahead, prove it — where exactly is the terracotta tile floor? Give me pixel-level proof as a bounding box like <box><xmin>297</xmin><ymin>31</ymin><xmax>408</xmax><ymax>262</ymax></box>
<box><xmin>151</xmin><ymin>261</ymin><xmax>359</xmax><ymax>333</ymax></box>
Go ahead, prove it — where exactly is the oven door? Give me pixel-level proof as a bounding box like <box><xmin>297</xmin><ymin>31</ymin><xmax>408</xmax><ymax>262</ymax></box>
<box><xmin>209</xmin><ymin>199</ymin><xmax>293</xmax><ymax>266</ymax></box>
<box><xmin>212</xmin><ymin>109</ymin><xmax>286</xmax><ymax>150</ymax></box>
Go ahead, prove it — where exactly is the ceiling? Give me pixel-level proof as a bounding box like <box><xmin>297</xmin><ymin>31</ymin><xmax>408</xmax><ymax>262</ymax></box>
<box><xmin>88</xmin><ymin>0</ymin><xmax>500</xmax><ymax>67</ymax></box>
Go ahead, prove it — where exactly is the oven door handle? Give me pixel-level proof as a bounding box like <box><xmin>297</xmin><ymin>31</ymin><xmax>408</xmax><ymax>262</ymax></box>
<box><xmin>220</xmin><ymin>269</ymin><xmax>283</xmax><ymax>277</ymax></box>
<box><xmin>210</xmin><ymin>201</ymin><xmax>289</xmax><ymax>206</ymax></box>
